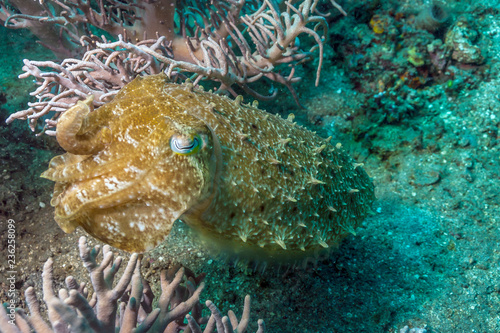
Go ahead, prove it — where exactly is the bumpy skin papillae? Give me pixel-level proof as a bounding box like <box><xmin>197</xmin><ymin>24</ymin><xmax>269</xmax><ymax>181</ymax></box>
<box><xmin>166</xmin><ymin>82</ymin><xmax>375</xmax><ymax>260</ymax></box>
<box><xmin>43</xmin><ymin>74</ymin><xmax>375</xmax><ymax>258</ymax></box>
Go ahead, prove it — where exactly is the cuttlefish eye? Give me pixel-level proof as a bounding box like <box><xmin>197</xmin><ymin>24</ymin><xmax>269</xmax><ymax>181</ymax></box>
<box><xmin>170</xmin><ymin>133</ymin><xmax>203</xmax><ymax>155</ymax></box>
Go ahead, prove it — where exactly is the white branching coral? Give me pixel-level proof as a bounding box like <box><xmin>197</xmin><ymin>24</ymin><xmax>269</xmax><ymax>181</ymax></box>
<box><xmin>1</xmin><ymin>0</ymin><xmax>346</xmax><ymax>135</ymax></box>
<box><xmin>0</xmin><ymin>237</ymin><xmax>264</xmax><ymax>333</ymax></box>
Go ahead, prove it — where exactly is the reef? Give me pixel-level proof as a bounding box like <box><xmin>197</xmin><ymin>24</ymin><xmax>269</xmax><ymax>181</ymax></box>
<box><xmin>3</xmin><ymin>0</ymin><xmax>499</xmax><ymax>332</ymax></box>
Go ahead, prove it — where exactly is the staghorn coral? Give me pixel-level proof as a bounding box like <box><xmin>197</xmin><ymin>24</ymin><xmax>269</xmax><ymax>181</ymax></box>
<box><xmin>2</xmin><ymin>0</ymin><xmax>346</xmax><ymax>134</ymax></box>
<box><xmin>0</xmin><ymin>237</ymin><xmax>265</xmax><ymax>333</ymax></box>
<box><xmin>40</xmin><ymin>74</ymin><xmax>375</xmax><ymax>259</ymax></box>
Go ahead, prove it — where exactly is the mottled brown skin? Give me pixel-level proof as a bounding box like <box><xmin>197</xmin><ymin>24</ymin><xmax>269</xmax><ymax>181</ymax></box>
<box><xmin>43</xmin><ymin>74</ymin><xmax>375</xmax><ymax>259</ymax></box>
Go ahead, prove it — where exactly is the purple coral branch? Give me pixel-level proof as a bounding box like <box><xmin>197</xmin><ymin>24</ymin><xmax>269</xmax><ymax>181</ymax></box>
<box><xmin>0</xmin><ymin>236</ymin><xmax>265</xmax><ymax>332</ymax></box>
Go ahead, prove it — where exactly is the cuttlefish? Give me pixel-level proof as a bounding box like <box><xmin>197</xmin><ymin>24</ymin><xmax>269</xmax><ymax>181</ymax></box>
<box><xmin>42</xmin><ymin>74</ymin><xmax>375</xmax><ymax>260</ymax></box>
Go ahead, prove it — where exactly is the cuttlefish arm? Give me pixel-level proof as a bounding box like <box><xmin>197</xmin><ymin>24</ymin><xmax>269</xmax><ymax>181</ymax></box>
<box><xmin>56</xmin><ymin>95</ymin><xmax>112</xmax><ymax>155</ymax></box>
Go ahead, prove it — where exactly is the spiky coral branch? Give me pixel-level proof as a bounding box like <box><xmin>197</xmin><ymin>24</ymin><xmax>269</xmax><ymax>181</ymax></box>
<box><xmin>3</xmin><ymin>0</ymin><xmax>345</xmax><ymax>135</ymax></box>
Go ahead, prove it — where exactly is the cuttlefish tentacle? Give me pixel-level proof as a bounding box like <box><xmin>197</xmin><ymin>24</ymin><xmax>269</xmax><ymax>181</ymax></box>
<box><xmin>56</xmin><ymin>95</ymin><xmax>112</xmax><ymax>155</ymax></box>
